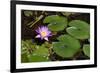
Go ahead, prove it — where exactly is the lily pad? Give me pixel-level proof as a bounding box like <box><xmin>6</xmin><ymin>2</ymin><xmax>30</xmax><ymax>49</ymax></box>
<box><xmin>27</xmin><ymin>45</ymin><xmax>50</xmax><ymax>62</ymax></box>
<box><xmin>66</xmin><ymin>20</ymin><xmax>90</xmax><ymax>39</ymax></box>
<box><xmin>43</xmin><ymin>15</ymin><xmax>68</xmax><ymax>31</ymax></box>
<box><xmin>83</xmin><ymin>44</ymin><xmax>90</xmax><ymax>57</ymax></box>
<box><xmin>61</xmin><ymin>12</ymin><xmax>75</xmax><ymax>17</ymax></box>
<box><xmin>34</xmin><ymin>45</ymin><xmax>49</xmax><ymax>56</ymax></box>
<box><xmin>21</xmin><ymin>40</ymin><xmax>50</xmax><ymax>62</ymax></box>
<box><xmin>28</xmin><ymin>54</ymin><xmax>49</xmax><ymax>62</ymax></box>
<box><xmin>53</xmin><ymin>35</ymin><xmax>80</xmax><ymax>58</ymax></box>
<box><xmin>24</xmin><ymin>11</ymin><xmax>33</xmax><ymax>17</ymax></box>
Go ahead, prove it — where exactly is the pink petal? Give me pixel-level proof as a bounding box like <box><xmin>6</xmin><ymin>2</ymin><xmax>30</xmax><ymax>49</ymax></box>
<box><xmin>36</xmin><ymin>35</ymin><xmax>41</xmax><ymax>38</ymax></box>
<box><xmin>44</xmin><ymin>37</ymin><xmax>49</xmax><ymax>41</ymax></box>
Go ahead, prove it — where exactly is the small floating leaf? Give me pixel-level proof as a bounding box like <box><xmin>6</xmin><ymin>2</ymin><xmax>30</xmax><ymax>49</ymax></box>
<box><xmin>66</xmin><ymin>20</ymin><xmax>90</xmax><ymax>39</ymax></box>
<box><xmin>43</xmin><ymin>15</ymin><xmax>68</xmax><ymax>31</ymax></box>
<box><xmin>34</xmin><ymin>45</ymin><xmax>49</xmax><ymax>56</ymax></box>
<box><xmin>53</xmin><ymin>35</ymin><xmax>80</xmax><ymax>58</ymax></box>
<box><xmin>83</xmin><ymin>44</ymin><xmax>90</xmax><ymax>57</ymax></box>
<box><xmin>57</xmin><ymin>35</ymin><xmax>80</xmax><ymax>49</ymax></box>
<box><xmin>27</xmin><ymin>45</ymin><xmax>50</xmax><ymax>62</ymax></box>
<box><xmin>28</xmin><ymin>54</ymin><xmax>49</xmax><ymax>62</ymax></box>
<box><xmin>61</xmin><ymin>12</ymin><xmax>75</xmax><ymax>17</ymax></box>
<box><xmin>28</xmin><ymin>55</ymin><xmax>49</xmax><ymax>62</ymax></box>
<box><xmin>24</xmin><ymin>11</ymin><xmax>33</xmax><ymax>17</ymax></box>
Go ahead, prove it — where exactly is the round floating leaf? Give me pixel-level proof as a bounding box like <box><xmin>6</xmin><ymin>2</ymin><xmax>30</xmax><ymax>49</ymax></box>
<box><xmin>66</xmin><ymin>20</ymin><xmax>90</xmax><ymax>39</ymax></box>
<box><xmin>24</xmin><ymin>11</ymin><xmax>33</xmax><ymax>17</ymax></box>
<box><xmin>43</xmin><ymin>15</ymin><xmax>60</xmax><ymax>23</ymax></box>
<box><xmin>61</xmin><ymin>12</ymin><xmax>75</xmax><ymax>17</ymax></box>
<box><xmin>43</xmin><ymin>15</ymin><xmax>68</xmax><ymax>31</ymax></box>
<box><xmin>83</xmin><ymin>44</ymin><xmax>90</xmax><ymax>57</ymax></box>
<box><xmin>28</xmin><ymin>54</ymin><xmax>49</xmax><ymax>62</ymax></box>
<box><xmin>27</xmin><ymin>45</ymin><xmax>50</xmax><ymax>62</ymax></box>
<box><xmin>53</xmin><ymin>35</ymin><xmax>80</xmax><ymax>58</ymax></box>
<box><xmin>57</xmin><ymin>35</ymin><xmax>80</xmax><ymax>49</ymax></box>
<box><xmin>34</xmin><ymin>45</ymin><xmax>49</xmax><ymax>56</ymax></box>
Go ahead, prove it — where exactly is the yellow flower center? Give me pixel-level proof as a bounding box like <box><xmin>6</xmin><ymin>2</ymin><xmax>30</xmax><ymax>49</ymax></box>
<box><xmin>41</xmin><ymin>31</ymin><xmax>47</xmax><ymax>37</ymax></box>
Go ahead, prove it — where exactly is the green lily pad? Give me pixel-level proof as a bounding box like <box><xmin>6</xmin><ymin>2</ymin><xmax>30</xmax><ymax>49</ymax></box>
<box><xmin>43</xmin><ymin>15</ymin><xmax>68</xmax><ymax>31</ymax></box>
<box><xmin>24</xmin><ymin>11</ymin><xmax>33</xmax><ymax>17</ymax></box>
<box><xmin>34</xmin><ymin>45</ymin><xmax>49</xmax><ymax>56</ymax></box>
<box><xmin>83</xmin><ymin>44</ymin><xmax>90</xmax><ymax>57</ymax></box>
<box><xmin>53</xmin><ymin>35</ymin><xmax>80</xmax><ymax>58</ymax></box>
<box><xmin>28</xmin><ymin>54</ymin><xmax>49</xmax><ymax>62</ymax></box>
<box><xmin>21</xmin><ymin>40</ymin><xmax>50</xmax><ymax>62</ymax></box>
<box><xmin>66</xmin><ymin>20</ymin><xmax>90</xmax><ymax>39</ymax></box>
<box><xmin>27</xmin><ymin>45</ymin><xmax>50</xmax><ymax>62</ymax></box>
<box><xmin>61</xmin><ymin>12</ymin><xmax>75</xmax><ymax>17</ymax></box>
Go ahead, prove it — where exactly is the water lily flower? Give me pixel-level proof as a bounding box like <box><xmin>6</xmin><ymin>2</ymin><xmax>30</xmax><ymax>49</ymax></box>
<box><xmin>35</xmin><ymin>26</ymin><xmax>52</xmax><ymax>41</ymax></box>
